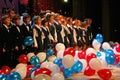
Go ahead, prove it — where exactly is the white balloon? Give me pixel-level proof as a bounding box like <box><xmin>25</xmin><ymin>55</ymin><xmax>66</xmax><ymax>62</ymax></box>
<box><xmin>41</xmin><ymin>62</ymin><xmax>53</xmax><ymax>68</ymax></box>
<box><xmin>27</xmin><ymin>52</ymin><xmax>35</xmax><ymax>61</ymax></box>
<box><xmin>48</xmin><ymin>55</ymin><xmax>57</xmax><ymax>62</ymax></box>
<box><xmin>92</xmin><ymin>39</ymin><xmax>101</xmax><ymax>50</ymax></box>
<box><xmin>79</xmin><ymin>59</ymin><xmax>87</xmax><ymax>72</ymax></box>
<box><xmin>102</xmin><ymin>42</ymin><xmax>111</xmax><ymax>50</ymax></box>
<box><xmin>86</xmin><ymin>48</ymin><xmax>96</xmax><ymax>55</ymax></box>
<box><xmin>55</xmin><ymin>43</ymin><xmax>65</xmax><ymax>52</ymax></box>
<box><xmin>33</xmin><ymin>74</ymin><xmax>51</xmax><ymax>80</ymax></box>
<box><xmin>89</xmin><ymin>58</ymin><xmax>102</xmax><ymax>70</ymax></box>
<box><xmin>57</xmin><ymin>50</ymin><xmax>64</xmax><ymax>58</ymax></box>
<box><xmin>31</xmin><ymin>71</ymin><xmax>35</xmax><ymax>79</ymax></box>
<box><xmin>15</xmin><ymin>67</ymin><xmax>27</xmax><ymax>79</ymax></box>
<box><xmin>48</xmin><ymin>64</ymin><xmax>60</xmax><ymax>76</ymax></box>
<box><xmin>15</xmin><ymin>63</ymin><xmax>27</xmax><ymax>69</ymax></box>
<box><xmin>97</xmin><ymin>52</ymin><xmax>107</xmax><ymax>68</ymax></box>
<box><xmin>52</xmin><ymin>73</ymin><xmax>65</xmax><ymax>80</ymax></box>
<box><xmin>37</xmin><ymin>52</ymin><xmax>46</xmax><ymax>62</ymax></box>
<box><xmin>74</xmin><ymin>50</ymin><xmax>79</xmax><ymax>60</ymax></box>
<box><xmin>62</xmin><ymin>55</ymin><xmax>74</xmax><ymax>68</ymax></box>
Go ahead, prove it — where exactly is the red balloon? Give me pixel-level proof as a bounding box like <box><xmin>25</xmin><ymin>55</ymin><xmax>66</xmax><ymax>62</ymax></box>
<box><xmin>78</xmin><ymin>50</ymin><xmax>86</xmax><ymax>59</ymax></box>
<box><xmin>97</xmin><ymin>69</ymin><xmax>112</xmax><ymax>80</ymax></box>
<box><xmin>26</xmin><ymin>65</ymin><xmax>34</xmax><ymax>76</ymax></box>
<box><xmin>18</xmin><ymin>54</ymin><xmax>28</xmax><ymax>64</ymax></box>
<box><xmin>114</xmin><ymin>54</ymin><xmax>120</xmax><ymax>65</ymax></box>
<box><xmin>1</xmin><ymin>66</ymin><xmax>11</xmax><ymax>75</ymax></box>
<box><xmin>64</xmin><ymin>47</ymin><xmax>75</xmax><ymax>57</ymax></box>
<box><xmin>86</xmin><ymin>53</ymin><xmax>96</xmax><ymax>63</ymax></box>
<box><xmin>34</xmin><ymin>68</ymin><xmax>51</xmax><ymax>76</ymax></box>
<box><xmin>115</xmin><ymin>44</ymin><xmax>120</xmax><ymax>52</ymax></box>
<box><xmin>84</xmin><ymin>66</ymin><xmax>96</xmax><ymax>76</ymax></box>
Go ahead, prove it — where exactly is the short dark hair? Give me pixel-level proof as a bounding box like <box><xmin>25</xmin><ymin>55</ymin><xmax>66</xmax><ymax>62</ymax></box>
<box><xmin>2</xmin><ymin>15</ymin><xmax>10</xmax><ymax>22</ymax></box>
<box><xmin>7</xmin><ymin>8</ymin><xmax>15</xmax><ymax>13</ymax></box>
<box><xmin>41</xmin><ymin>19</ymin><xmax>48</xmax><ymax>25</ymax></box>
<box><xmin>23</xmin><ymin>14</ymin><xmax>31</xmax><ymax>20</ymax></box>
<box><xmin>12</xmin><ymin>15</ymin><xmax>21</xmax><ymax>22</ymax></box>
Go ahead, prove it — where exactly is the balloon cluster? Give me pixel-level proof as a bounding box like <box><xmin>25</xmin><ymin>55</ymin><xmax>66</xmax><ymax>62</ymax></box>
<box><xmin>1</xmin><ymin>35</ymin><xmax>120</xmax><ymax>80</ymax></box>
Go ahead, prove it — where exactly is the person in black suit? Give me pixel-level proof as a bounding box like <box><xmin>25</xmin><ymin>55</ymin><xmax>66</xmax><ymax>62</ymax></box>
<box><xmin>0</xmin><ymin>15</ymin><xmax>14</xmax><ymax>68</ymax></box>
<box><xmin>48</xmin><ymin>14</ymin><xmax>57</xmax><ymax>47</ymax></box>
<box><xmin>10</xmin><ymin>15</ymin><xmax>23</xmax><ymax>67</ymax></box>
<box><xmin>41</xmin><ymin>19</ymin><xmax>54</xmax><ymax>50</ymax></box>
<box><xmin>53</xmin><ymin>15</ymin><xmax>63</xmax><ymax>43</ymax></box>
<box><xmin>20</xmin><ymin>14</ymin><xmax>33</xmax><ymax>53</ymax></box>
<box><xmin>61</xmin><ymin>20</ymin><xmax>70</xmax><ymax>48</ymax></box>
<box><xmin>67</xmin><ymin>17</ymin><xmax>75</xmax><ymax>47</ymax></box>
<box><xmin>32</xmin><ymin>16</ymin><xmax>44</xmax><ymax>52</ymax></box>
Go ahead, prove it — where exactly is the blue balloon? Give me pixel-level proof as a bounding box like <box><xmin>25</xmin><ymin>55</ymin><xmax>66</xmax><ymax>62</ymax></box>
<box><xmin>0</xmin><ymin>74</ymin><xmax>7</xmax><ymax>80</ymax></box>
<box><xmin>46</xmin><ymin>48</ymin><xmax>54</xmax><ymax>56</ymax></box>
<box><xmin>30</xmin><ymin>67</ymin><xmax>37</xmax><ymax>76</ymax></box>
<box><xmin>24</xmin><ymin>36</ymin><xmax>34</xmax><ymax>46</ymax></box>
<box><xmin>95</xmin><ymin>34</ymin><xmax>103</xmax><ymax>43</ymax></box>
<box><xmin>104</xmin><ymin>49</ymin><xmax>114</xmax><ymax>55</ymax></box>
<box><xmin>30</xmin><ymin>56</ymin><xmax>40</xmax><ymax>67</ymax></box>
<box><xmin>96</xmin><ymin>52</ymin><xmax>102</xmax><ymax>57</ymax></box>
<box><xmin>53</xmin><ymin>58</ymin><xmax>64</xmax><ymax>68</ymax></box>
<box><xmin>63</xmin><ymin>67</ymin><xmax>74</xmax><ymax>78</ymax></box>
<box><xmin>72</xmin><ymin>61</ymin><xmax>83</xmax><ymax>73</ymax></box>
<box><xmin>7</xmin><ymin>72</ymin><xmax>21</xmax><ymax>80</ymax></box>
<box><xmin>117</xmin><ymin>62</ymin><xmax>120</xmax><ymax>67</ymax></box>
<box><xmin>106</xmin><ymin>54</ymin><xmax>116</xmax><ymax>65</ymax></box>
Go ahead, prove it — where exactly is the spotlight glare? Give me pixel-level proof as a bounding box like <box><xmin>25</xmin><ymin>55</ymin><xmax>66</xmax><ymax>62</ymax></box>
<box><xmin>64</xmin><ymin>0</ymin><xmax>68</xmax><ymax>3</ymax></box>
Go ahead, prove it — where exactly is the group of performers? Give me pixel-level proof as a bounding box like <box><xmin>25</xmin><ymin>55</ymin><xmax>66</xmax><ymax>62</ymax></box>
<box><xmin>0</xmin><ymin>9</ymin><xmax>93</xmax><ymax>68</ymax></box>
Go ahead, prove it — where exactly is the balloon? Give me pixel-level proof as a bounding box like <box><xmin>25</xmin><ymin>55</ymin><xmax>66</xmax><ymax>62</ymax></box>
<box><xmin>86</xmin><ymin>53</ymin><xmax>96</xmax><ymax>63</ymax></box>
<box><xmin>27</xmin><ymin>52</ymin><xmax>35</xmax><ymax>61</ymax></box>
<box><xmin>96</xmin><ymin>52</ymin><xmax>102</xmax><ymax>57</ymax></box>
<box><xmin>78</xmin><ymin>50</ymin><xmax>86</xmax><ymax>59</ymax></box>
<box><xmin>52</xmin><ymin>73</ymin><xmax>64</xmax><ymax>80</ymax></box>
<box><xmin>55</xmin><ymin>43</ymin><xmax>65</xmax><ymax>52</ymax></box>
<box><xmin>63</xmin><ymin>67</ymin><xmax>73</xmax><ymax>78</ymax></box>
<box><xmin>74</xmin><ymin>50</ymin><xmax>79</xmax><ymax>60</ymax></box>
<box><xmin>54</xmin><ymin>58</ymin><xmax>64</xmax><ymax>69</ymax></box>
<box><xmin>97</xmin><ymin>69</ymin><xmax>112</xmax><ymax>80</ymax></box>
<box><xmin>48</xmin><ymin>55</ymin><xmax>57</xmax><ymax>62</ymax></box>
<box><xmin>105</xmin><ymin>53</ymin><xmax>115</xmax><ymax>65</ymax></box>
<box><xmin>46</xmin><ymin>48</ymin><xmax>54</xmax><ymax>56</ymax></box>
<box><xmin>79</xmin><ymin>59</ymin><xmax>87</xmax><ymax>72</ymax></box>
<box><xmin>102</xmin><ymin>42</ymin><xmax>111</xmax><ymax>50</ymax></box>
<box><xmin>31</xmin><ymin>71</ymin><xmax>35</xmax><ymax>80</ymax></box>
<box><xmin>62</xmin><ymin>55</ymin><xmax>74</xmax><ymax>68</ymax></box>
<box><xmin>92</xmin><ymin>39</ymin><xmax>101</xmax><ymax>50</ymax></box>
<box><xmin>30</xmin><ymin>56</ymin><xmax>40</xmax><ymax>67</ymax></box>
<box><xmin>57</xmin><ymin>50</ymin><xmax>64</xmax><ymax>58</ymax></box>
<box><xmin>115</xmin><ymin>44</ymin><xmax>120</xmax><ymax>52</ymax></box>
<box><xmin>7</xmin><ymin>72</ymin><xmax>21</xmax><ymax>80</ymax></box>
<box><xmin>86</xmin><ymin>48</ymin><xmax>96</xmax><ymax>55</ymax></box>
<box><xmin>64</xmin><ymin>47</ymin><xmax>75</xmax><ymax>57</ymax></box>
<box><xmin>26</xmin><ymin>65</ymin><xmax>34</xmax><ymax>76</ymax></box>
<box><xmin>72</xmin><ymin>60</ymin><xmax>83</xmax><ymax>73</ymax></box>
<box><xmin>37</xmin><ymin>52</ymin><xmax>46</xmax><ymax>62</ymax></box>
<box><xmin>0</xmin><ymin>74</ymin><xmax>7</xmax><ymax>80</ymax></box>
<box><xmin>16</xmin><ymin>63</ymin><xmax>27</xmax><ymax>69</ymax></box>
<box><xmin>89</xmin><ymin>58</ymin><xmax>102</xmax><ymax>70</ymax></box>
<box><xmin>48</xmin><ymin>64</ymin><xmax>60</xmax><ymax>76</ymax></box>
<box><xmin>15</xmin><ymin>67</ymin><xmax>27</xmax><ymax>79</ymax></box>
<box><xmin>1</xmin><ymin>66</ymin><xmax>11</xmax><ymax>75</ymax></box>
<box><xmin>104</xmin><ymin>49</ymin><xmax>114</xmax><ymax>55</ymax></box>
<box><xmin>41</xmin><ymin>62</ymin><xmax>53</xmax><ymax>68</ymax></box>
<box><xmin>34</xmin><ymin>68</ymin><xmax>52</xmax><ymax>76</ymax></box>
<box><xmin>24</xmin><ymin>36</ymin><xmax>34</xmax><ymax>46</ymax></box>
<box><xmin>95</xmin><ymin>34</ymin><xmax>103</xmax><ymax>43</ymax></box>
<box><xmin>84</xmin><ymin>66</ymin><xmax>95</xmax><ymax>76</ymax></box>
<box><xmin>30</xmin><ymin>67</ymin><xmax>37</xmax><ymax>76</ymax></box>
<box><xmin>33</xmin><ymin>74</ymin><xmax>51</xmax><ymax>80</ymax></box>
<box><xmin>114</xmin><ymin>54</ymin><xmax>120</xmax><ymax>65</ymax></box>
<box><xmin>18</xmin><ymin>54</ymin><xmax>28</xmax><ymax>64</ymax></box>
